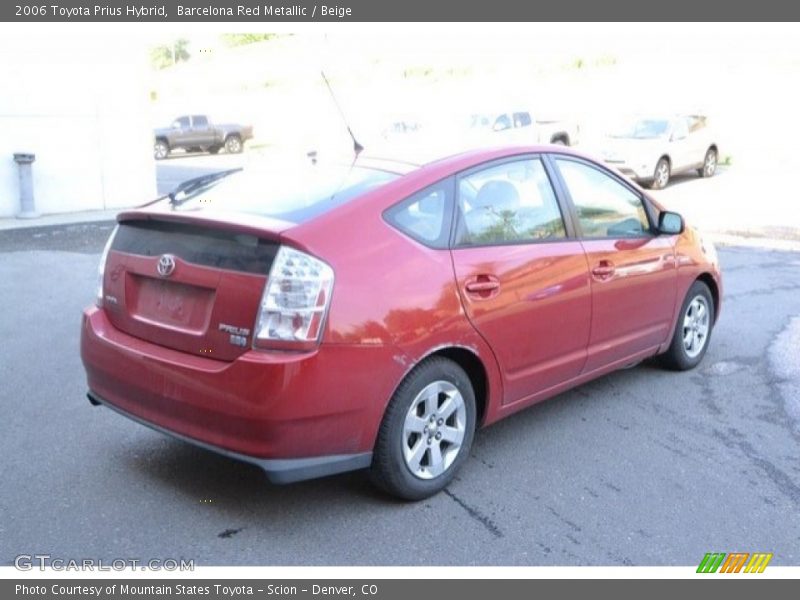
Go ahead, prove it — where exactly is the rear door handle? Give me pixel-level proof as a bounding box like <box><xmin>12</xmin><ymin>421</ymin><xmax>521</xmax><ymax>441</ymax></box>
<box><xmin>591</xmin><ymin>261</ymin><xmax>616</xmax><ymax>279</ymax></box>
<box><xmin>465</xmin><ymin>275</ymin><xmax>500</xmax><ymax>298</ymax></box>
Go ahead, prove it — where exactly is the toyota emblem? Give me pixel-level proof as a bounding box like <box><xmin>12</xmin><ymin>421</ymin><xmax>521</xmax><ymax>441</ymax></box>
<box><xmin>157</xmin><ymin>254</ymin><xmax>176</xmax><ymax>277</ymax></box>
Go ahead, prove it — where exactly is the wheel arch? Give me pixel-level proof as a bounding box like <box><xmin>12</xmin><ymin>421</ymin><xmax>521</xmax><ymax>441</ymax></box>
<box><xmin>391</xmin><ymin>345</ymin><xmax>491</xmax><ymax>428</ymax></box>
<box><xmin>696</xmin><ymin>272</ymin><xmax>720</xmax><ymax>324</ymax></box>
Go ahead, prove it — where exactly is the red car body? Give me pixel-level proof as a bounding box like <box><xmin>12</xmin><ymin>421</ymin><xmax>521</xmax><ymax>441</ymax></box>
<box><xmin>81</xmin><ymin>146</ymin><xmax>722</xmax><ymax>487</ymax></box>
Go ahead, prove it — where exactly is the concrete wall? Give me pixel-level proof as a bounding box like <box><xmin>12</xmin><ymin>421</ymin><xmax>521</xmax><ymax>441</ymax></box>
<box><xmin>0</xmin><ymin>35</ymin><xmax>155</xmax><ymax>218</ymax></box>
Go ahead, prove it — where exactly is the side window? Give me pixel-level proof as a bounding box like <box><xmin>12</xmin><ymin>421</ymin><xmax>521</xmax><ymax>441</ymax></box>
<box><xmin>687</xmin><ymin>115</ymin><xmax>706</xmax><ymax>133</ymax></box>
<box><xmin>384</xmin><ymin>182</ymin><xmax>451</xmax><ymax>248</ymax></box>
<box><xmin>555</xmin><ymin>159</ymin><xmax>651</xmax><ymax>238</ymax></box>
<box><xmin>672</xmin><ymin>118</ymin><xmax>689</xmax><ymax>140</ymax></box>
<box><xmin>493</xmin><ymin>114</ymin><xmax>513</xmax><ymax>131</ymax></box>
<box><xmin>456</xmin><ymin>158</ymin><xmax>566</xmax><ymax>246</ymax></box>
<box><xmin>513</xmin><ymin>112</ymin><xmax>532</xmax><ymax>128</ymax></box>
<box><xmin>192</xmin><ymin>115</ymin><xmax>209</xmax><ymax>128</ymax></box>
<box><xmin>174</xmin><ymin>117</ymin><xmax>190</xmax><ymax>129</ymax></box>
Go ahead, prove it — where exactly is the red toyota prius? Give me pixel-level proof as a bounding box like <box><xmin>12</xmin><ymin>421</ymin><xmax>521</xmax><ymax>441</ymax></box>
<box><xmin>81</xmin><ymin>146</ymin><xmax>722</xmax><ymax>500</ymax></box>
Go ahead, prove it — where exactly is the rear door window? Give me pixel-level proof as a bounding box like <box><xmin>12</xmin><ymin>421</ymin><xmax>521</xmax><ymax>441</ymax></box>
<box><xmin>456</xmin><ymin>158</ymin><xmax>567</xmax><ymax>246</ymax></box>
<box><xmin>192</xmin><ymin>115</ymin><xmax>209</xmax><ymax>128</ymax></box>
<box><xmin>687</xmin><ymin>115</ymin><xmax>706</xmax><ymax>133</ymax></box>
<box><xmin>672</xmin><ymin>118</ymin><xmax>689</xmax><ymax>140</ymax></box>
<box><xmin>513</xmin><ymin>112</ymin><xmax>532</xmax><ymax>128</ymax></box>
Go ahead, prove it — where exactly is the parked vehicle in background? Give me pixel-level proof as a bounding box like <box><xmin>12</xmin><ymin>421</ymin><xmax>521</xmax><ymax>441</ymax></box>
<box><xmin>377</xmin><ymin>109</ymin><xmax>579</xmax><ymax>154</ymax></box>
<box><xmin>153</xmin><ymin>115</ymin><xmax>254</xmax><ymax>159</ymax></box>
<box><xmin>599</xmin><ymin>114</ymin><xmax>718</xmax><ymax>189</ymax></box>
<box><xmin>469</xmin><ymin>109</ymin><xmax>580</xmax><ymax>146</ymax></box>
<box><xmin>81</xmin><ymin>146</ymin><xmax>721</xmax><ymax>500</ymax></box>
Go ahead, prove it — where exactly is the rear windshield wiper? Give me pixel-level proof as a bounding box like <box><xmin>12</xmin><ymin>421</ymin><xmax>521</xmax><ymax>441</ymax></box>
<box><xmin>168</xmin><ymin>168</ymin><xmax>243</xmax><ymax>207</ymax></box>
<box><xmin>139</xmin><ymin>168</ymin><xmax>243</xmax><ymax>209</ymax></box>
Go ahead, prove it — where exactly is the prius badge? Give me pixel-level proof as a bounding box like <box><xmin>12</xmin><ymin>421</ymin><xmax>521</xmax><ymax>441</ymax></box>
<box><xmin>157</xmin><ymin>254</ymin><xmax>176</xmax><ymax>277</ymax></box>
<box><xmin>219</xmin><ymin>323</ymin><xmax>250</xmax><ymax>347</ymax></box>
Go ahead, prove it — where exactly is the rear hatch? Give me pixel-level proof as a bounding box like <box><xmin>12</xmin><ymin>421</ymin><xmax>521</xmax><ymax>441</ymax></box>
<box><xmin>102</xmin><ymin>216</ymin><xmax>280</xmax><ymax>361</ymax></box>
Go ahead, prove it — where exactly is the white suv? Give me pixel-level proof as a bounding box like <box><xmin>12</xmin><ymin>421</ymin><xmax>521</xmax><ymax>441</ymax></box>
<box><xmin>600</xmin><ymin>115</ymin><xmax>718</xmax><ymax>189</ymax></box>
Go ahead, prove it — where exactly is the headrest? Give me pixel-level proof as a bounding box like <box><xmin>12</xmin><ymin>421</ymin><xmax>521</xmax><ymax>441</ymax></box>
<box><xmin>475</xmin><ymin>180</ymin><xmax>520</xmax><ymax>211</ymax></box>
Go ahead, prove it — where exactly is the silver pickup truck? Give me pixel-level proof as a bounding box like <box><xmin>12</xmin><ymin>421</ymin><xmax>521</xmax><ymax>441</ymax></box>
<box><xmin>153</xmin><ymin>115</ymin><xmax>254</xmax><ymax>159</ymax></box>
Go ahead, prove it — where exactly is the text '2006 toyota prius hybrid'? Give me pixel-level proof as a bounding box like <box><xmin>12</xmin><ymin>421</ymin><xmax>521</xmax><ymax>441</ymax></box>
<box><xmin>80</xmin><ymin>146</ymin><xmax>722</xmax><ymax>500</ymax></box>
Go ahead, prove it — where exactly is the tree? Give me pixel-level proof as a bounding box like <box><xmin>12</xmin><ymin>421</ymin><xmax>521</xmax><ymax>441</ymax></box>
<box><xmin>149</xmin><ymin>38</ymin><xmax>191</xmax><ymax>70</ymax></box>
<box><xmin>220</xmin><ymin>33</ymin><xmax>280</xmax><ymax>47</ymax></box>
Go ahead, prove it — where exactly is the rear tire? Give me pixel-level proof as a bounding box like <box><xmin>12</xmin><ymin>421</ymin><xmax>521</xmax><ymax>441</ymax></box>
<box><xmin>370</xmin><ymin>357</ymin><xmax>476</xmax><ymax>501</ymax></box>
<box><xmin>698</xmin><ymin>147</ymin><xmax>717</xmax><ymax>178</ymax></box>
<box><xmin>659</xmin><ymin>280</ymin><xmax>715</xmax><ymax>371</ymax></box>
<box><xmin>154</xmin><ymin>139</ymin><xmax>169</xmax><ymax>160</ymax></box>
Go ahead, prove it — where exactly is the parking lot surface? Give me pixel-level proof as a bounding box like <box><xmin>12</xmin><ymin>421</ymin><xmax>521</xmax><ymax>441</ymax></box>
<box><xmin>1</xmin><ymin>220</ymin><xmax>799</xmax><ymax>566</ymax></box>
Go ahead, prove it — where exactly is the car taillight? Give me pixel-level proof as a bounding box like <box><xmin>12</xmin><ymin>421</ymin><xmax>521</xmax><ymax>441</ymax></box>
<box><xmin>95</xmin><ymin>225</ymin><xmax>118</xmax><ymax>307</ymax></box>
<box><xmin>253</xmin><ymin>245</ymin><xmax>334</xmax><ymax>349</ymax></box>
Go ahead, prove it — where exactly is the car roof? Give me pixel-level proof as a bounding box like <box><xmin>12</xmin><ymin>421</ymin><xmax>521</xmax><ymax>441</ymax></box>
<box><xmin>358</xmin><ymin>144</ymin><xmax>584</xmax><ymax>174</ymax></box>
<box><xmin>349</xmin><ymin>145</ymin><xmax>597</xmax><ymax>192</ymax></box>
<box><xmin>352</xmin><ymin>156</ymin><xmax>422</xmax><ymax>175</ymax></box>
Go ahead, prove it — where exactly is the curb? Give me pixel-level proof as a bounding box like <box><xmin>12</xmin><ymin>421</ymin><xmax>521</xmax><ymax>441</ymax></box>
<box><xmin>0</xmin><ymin>210</ymin><xmax>121</xmax><ymax>232</ymax></box>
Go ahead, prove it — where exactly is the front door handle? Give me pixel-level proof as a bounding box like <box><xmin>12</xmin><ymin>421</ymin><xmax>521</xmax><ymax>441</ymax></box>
<box><xmin>465</xmin><ymin>275</ymin><xmax>500</xmax><ymax>298</ymax></box>
<box><xmin>591</xmin><ymin>261</ymin><xmax>616</xmax><ymax>280</ymax></box>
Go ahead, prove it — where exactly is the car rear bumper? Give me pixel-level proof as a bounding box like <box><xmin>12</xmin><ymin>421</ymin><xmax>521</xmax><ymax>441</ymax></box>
<box><xmin>86</xmin><ymin>390</ymin><xmax>371</xmax><ymax>483</ymax></box>
<box><xmin>81</xmin><ymin>306</ymin><xmax>403</xmax><ymax>482</ymax></box>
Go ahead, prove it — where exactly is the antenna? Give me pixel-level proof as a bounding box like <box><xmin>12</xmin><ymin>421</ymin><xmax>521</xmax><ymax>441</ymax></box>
<box><xmin>320</xmin><ymin>70</ymin><xmax>364</xmax><ymax>157</ymax></box>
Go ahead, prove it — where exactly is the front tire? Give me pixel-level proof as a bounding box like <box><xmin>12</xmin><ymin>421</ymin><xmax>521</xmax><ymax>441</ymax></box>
<box><xmin>224</xmin><ymin>135</ymin><xmax>243</xmax><ymax>154</ymax></box>
<box><xmin>659</xmin><ymin>280</ymin><xmax>715</xmax><ymax>370</ymax></box>
<box><xmin>370</xmin><ymin>357</ymin><xmax>476</xmax><ymax>501</ymax></box>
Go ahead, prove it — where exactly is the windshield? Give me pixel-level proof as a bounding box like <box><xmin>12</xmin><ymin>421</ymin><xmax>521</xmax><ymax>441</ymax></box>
<box><xmin>611</xmin><ymin>118</ymin><xmax>670</xmax><ymax>139</ymax></box>
<box><xmin>173</xmin><ymin>162</ymin><xmax>399</xmax><ymax>224</ymax></box>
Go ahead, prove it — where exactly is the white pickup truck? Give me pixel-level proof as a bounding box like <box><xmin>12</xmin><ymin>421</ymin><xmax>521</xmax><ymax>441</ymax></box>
<box><xmin>467</xmin><ymin>109</ymin><xmax>580</xmax><ymax>146</ymax></box>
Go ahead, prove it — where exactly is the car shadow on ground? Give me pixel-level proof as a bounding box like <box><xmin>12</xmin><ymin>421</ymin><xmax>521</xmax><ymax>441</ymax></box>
<box><xmin>120</xmin><ymin>429</ymin><xmax>388</xmax><ymax>508</ymax></box>
<box><xmin>651</xmin><ymin>165</ymin><xmax>730</xmax><ymax>191</ymax></box>
<box><xmin>158</xmin><ymin>150</ymin><xmax>234</xmax><ymax>161</ymax></box>
<box><xmin>118</xmin><ymin>358</ymin><xmax>667</xmax><ymax>515</ymax></box>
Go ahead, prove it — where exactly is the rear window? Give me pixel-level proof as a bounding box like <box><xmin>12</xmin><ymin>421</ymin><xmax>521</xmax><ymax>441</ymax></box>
<box><xmin>175</xmin><ymin>163</ymin><xmax>399</xmax><ymax>224</ymax></box>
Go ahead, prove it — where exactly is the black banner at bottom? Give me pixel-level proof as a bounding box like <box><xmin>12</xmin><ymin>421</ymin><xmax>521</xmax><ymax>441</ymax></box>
<box><xmin>3</xmin><ymin>579</ymin><xmax>795</xmax><ymax>600</ymax></box>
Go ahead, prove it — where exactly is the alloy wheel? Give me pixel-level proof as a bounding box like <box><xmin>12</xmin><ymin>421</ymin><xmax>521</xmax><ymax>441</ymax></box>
<box><xmin>402</xmin><ymin>380</ymin><xmax>466</xmax><ymax>480</ymax></box>
<box><xmin>682</xmin><ymin>295</ymin><xmax>710</xmax><ymax>358</ymax></box>
<box><xmin>703</xmin><ymin>150</ymin><xmax>717</xmax><ymax>177</ymax></box>
<box><xmin>655</xmin><ymin>160</ymin><xmax>670</xmax><ymax>189</ymax></box>
<box><xmin>226</xmin><ymin>137</ymin><xmax>242</xmax><ymax>153</ymax></box>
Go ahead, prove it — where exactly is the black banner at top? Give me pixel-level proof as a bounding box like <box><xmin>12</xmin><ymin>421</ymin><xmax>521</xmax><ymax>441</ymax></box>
<box><xmin>3</xmin><ymin>0</ymin><xmax>800</xmax><ymax>22</ymax></box>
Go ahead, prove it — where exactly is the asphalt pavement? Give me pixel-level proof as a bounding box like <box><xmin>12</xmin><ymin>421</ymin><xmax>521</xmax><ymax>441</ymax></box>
<box><xmin>1</xmin><ymin>220</ymin><xmax>799</xmax><ymax>567</ymax></box>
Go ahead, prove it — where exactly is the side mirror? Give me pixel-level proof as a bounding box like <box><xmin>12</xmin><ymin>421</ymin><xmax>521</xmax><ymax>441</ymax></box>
<box><xmin>171</xmin><ymin>121</ymin><xmax>181</xmax><ymax>129</ymax></box>
<box><xmin>658</xmin><ymin>211</ymin><xmax>684</xmax><ymax>235</ymax></box>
